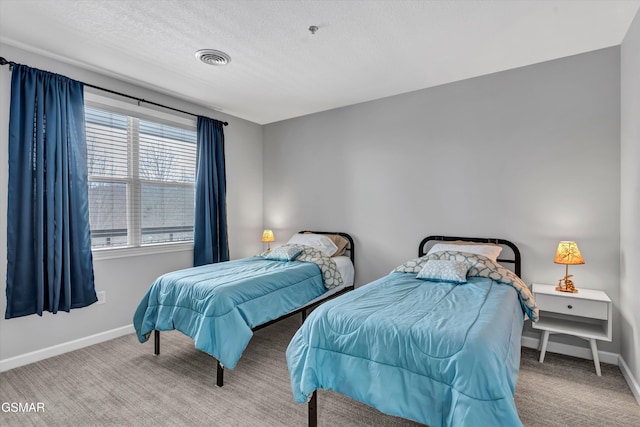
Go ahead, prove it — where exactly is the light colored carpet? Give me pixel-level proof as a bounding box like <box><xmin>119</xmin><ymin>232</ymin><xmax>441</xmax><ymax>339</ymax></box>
<box><xmin>1</xmin><ymin>315</ymin><xmax>638</xmax><ymax>426</ymax></box>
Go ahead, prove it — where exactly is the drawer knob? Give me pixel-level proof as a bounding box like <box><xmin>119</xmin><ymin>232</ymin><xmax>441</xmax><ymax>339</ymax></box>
<box><xmin>567</xmin><ymin>304</ymin><xmax>573</xmax><ymax>309</ymax></box>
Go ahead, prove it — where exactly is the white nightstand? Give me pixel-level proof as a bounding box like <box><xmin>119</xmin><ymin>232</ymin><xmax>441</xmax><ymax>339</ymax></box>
<box><xmin>531</xmin><ymin>283</ymin><xmax>612</xmax><ymax>376</ymax></box>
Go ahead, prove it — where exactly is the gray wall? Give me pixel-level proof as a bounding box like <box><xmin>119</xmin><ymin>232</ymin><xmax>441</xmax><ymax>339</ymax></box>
<box><xmin>621</xmin><ymin>11</ymin><xmax>640</xmax><ymax>383</ymax></box>
<box><xmin>263</xmin><ymin>47</ymin><xmax>621</xmax><ymax>353</ymax></box>
<box><xmin>0</xmin><ymin>44</ymin><xmax>264</xmax><ymax>360</ymax></box>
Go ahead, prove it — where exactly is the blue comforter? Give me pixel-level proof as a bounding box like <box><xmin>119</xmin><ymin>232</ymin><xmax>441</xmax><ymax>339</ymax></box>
<box><xmin>286</xmin><ymin>272</ymin><xmax>525</xmax><ymax>427</ymax></box>
<box><xmin>134</xmin><ymin>257</ymin><xmax>326</xmax><ymax>369</ymax></box>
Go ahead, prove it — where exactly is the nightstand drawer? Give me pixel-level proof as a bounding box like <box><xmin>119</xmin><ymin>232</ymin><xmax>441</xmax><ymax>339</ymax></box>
<box><xmin>536</xmin><ymin>293</ymin><xmax>608</xmax><ymax>320</ymax></box>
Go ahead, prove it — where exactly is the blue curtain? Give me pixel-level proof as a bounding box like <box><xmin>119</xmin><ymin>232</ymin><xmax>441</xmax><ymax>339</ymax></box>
<box><xmin>5</xmin><ymin>65</ymin><xmax>97</xmax><ymax>319</ymax></box>
<box><xmin>194</xmin><ymin>117</ymin><xmax>229</xmax><ymax>266</ymax></box>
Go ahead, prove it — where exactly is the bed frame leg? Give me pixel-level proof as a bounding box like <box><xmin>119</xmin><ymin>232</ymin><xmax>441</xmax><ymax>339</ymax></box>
<box><xmin>308</xmin><ymin>391</ymin><xmax>317</xmax><ymax>427</ymax></box>
<box><xmin>154</xmin><ymin>330</ymin><xmax>160</xmax><ymax>355</ymax></box>
<box><xmin>216</xmin><ymin>360</ymin><xmax>224</xmax><ymax>387</ymax></box>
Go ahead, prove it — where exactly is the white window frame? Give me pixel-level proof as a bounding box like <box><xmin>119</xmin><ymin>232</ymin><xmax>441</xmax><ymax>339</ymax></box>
<box><xmin>85</xmin><ymin>90</ymin><xmax>196</xmax><ymax>260</ymax></box>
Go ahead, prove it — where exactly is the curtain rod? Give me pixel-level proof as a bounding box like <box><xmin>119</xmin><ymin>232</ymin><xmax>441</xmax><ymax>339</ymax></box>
<box><xmin>0</xmin><ymin>56</ymin><xmax>228</xmax><ymax>126</ymax></box>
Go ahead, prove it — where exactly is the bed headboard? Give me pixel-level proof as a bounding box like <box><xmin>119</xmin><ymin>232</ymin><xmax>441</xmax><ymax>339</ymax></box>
<box><xmin>418</xmin><ymin>235</ymin><xmax>521</xmax><ymax>278</ymax></box>
<box><xmin>298</xmin><ymin>231</ymin><xmax>355</xmax><ymax>265</ymax></box>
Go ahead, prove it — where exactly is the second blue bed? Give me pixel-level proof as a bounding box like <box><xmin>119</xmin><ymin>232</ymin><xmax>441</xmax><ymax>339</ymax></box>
<box><xmin>286</xmin><ymin>236</ymin><xmax>538</xmax><ymax>427</ymax></box>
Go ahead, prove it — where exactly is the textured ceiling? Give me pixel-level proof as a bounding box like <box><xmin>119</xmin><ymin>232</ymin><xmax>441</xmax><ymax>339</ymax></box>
<box><xmin>1</xmin><ymin>0</ymin><xmax>639</xmax><ymax>124</ymax></box>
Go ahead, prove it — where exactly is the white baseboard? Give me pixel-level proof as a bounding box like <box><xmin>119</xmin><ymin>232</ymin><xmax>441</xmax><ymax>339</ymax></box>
<box><xmin>0</xmin><ymin>324</ymin><xmax>135</xmax><ymax>372</ymax></box>
<box><xmin>521</xmin><ymin>335</ymin><xmax>619</xmax><ymax>365</ymax></box>
<box><xmin>618</xmin><ymin>355</ymin><xmax>640</xmax><ymax>406</ymax></box>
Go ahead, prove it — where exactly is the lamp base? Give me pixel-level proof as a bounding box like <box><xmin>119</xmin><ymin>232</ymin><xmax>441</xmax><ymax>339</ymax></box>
<box><xmin>556</xmin><ymin>276</ymin><xmax>578</xmax><ymax>293</ymax></box>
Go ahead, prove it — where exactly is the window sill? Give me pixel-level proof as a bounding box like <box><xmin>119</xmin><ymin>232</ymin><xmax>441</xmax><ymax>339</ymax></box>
<box><xmin>92</xmin><ymin>242</ymin><xmax>193</xmax><ymax>261</ymax></box>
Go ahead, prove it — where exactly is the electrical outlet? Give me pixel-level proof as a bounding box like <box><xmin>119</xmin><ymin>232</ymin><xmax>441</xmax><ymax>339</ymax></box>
<box><xmin>97</xmin><ymin>291</ymin><xmax>106</xmax><ymax>305</ymax></box>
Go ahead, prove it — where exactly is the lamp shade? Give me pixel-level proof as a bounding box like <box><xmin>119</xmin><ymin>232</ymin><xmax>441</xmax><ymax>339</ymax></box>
<box><xmin>554</xmin><ymin>241</ymin><xmax>585</xmax><ymax>265</ymax></box>
<box><xmin>261</xmin><ymin>229</ymin><xmax>275</xmax><ymax>243</ymax></box>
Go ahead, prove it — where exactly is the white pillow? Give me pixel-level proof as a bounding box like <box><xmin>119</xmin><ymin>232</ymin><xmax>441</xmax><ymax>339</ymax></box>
<box><xmin>427</xmin><ymin>243</ymin><xmax>502</xmax><ymax>262</ymax></box>
<box><xmin>287</xmin><ymin>233</ymin><xmax>338</xmax><ymax>257</ymax></box>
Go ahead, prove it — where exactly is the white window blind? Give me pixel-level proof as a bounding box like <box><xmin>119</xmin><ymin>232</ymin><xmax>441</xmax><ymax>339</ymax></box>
<box><xmin>85</xmin><ymin>105</ymin><xmax>197</xmax><ymax>249</ymax></box>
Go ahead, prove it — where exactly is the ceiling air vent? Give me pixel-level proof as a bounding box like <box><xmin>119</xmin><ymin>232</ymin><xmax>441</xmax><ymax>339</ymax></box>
<box><xmin>195</xmin><ymin>49</ymin><xmax>231</xmax><ymax>66</ymax></box>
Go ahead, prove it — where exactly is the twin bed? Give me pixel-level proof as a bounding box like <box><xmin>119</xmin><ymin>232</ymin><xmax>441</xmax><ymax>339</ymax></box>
<box><xmin>133</xmin><ymin>231</ymin><xmax>355</xmax><ymax>386</ymax></box>
<box><xmin>133</xmin><ymin>233</ymin><xmax>538</xmax><ymax>426</ymax></box>
<box><xmin>286</xmin><ymin>235</ymin><xmax>538</xmax><ymax>427</ymax></box>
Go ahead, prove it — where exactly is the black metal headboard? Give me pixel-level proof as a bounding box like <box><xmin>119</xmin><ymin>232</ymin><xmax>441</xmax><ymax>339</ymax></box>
<box><xmin>418</xmin><ymin>235</ymin><xmax>521</xmax><ymax>277</ymax></box>
<box><xmin>298</xmin><ymin>231</ymin><xmax>355</xmax><ymax>265</ymax></box>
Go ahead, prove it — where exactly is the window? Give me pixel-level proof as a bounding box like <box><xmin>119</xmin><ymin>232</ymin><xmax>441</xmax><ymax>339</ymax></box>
<box><xmin>85</xmin><ymin>101</ymin><xmax>197</xmax><ymax>250</ymax></box>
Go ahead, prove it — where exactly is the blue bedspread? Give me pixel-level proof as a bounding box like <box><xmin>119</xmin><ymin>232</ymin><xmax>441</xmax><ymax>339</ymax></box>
<box><xmin>286</xmin><ymin>272</ymin><xmax>525</xmax><ymax>427</ymax></box>
<box><xmin>134</xmin><ymin>257</ymin><xmax>326</xmax><ymax>369</ymax></box>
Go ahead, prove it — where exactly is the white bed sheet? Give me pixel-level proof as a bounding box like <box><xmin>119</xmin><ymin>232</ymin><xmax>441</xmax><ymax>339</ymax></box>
<box><xmin>296</xmin><ymin>255</ymin><xmax>354</xmax><ymax>311</ymax></box>
<box><xmin>333</xmin><ymin>255</ymin><xmax>355</xmax><ymax>288</ymax></box>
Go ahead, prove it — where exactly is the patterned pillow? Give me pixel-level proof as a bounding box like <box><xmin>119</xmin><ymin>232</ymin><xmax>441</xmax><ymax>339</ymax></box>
<box><xmin>261</xmin><ymin>245</ymin><xmax>302</xmax><ymax>261</ymax></box>
<box><xmin>416</xmin><ymin>260</ymin><xmax>470</xmax><ymax>284</ymax></box>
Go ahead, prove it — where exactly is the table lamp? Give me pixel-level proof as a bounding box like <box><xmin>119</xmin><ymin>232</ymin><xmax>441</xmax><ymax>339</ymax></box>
<box><xmin>261</xmin><ymin>229</ymin><xmax>275</xmax><ymax>251</ymax></box>
<box><xmin>554</xmin><ymin>241</ymin><xmax>585</xmax><ymax>293</ymax></box>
